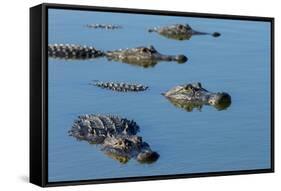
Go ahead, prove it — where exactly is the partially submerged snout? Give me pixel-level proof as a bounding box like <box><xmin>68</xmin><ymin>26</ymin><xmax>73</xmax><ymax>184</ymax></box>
<box><xmin>208</xmin><ymin>92</ymin><xmax>231</xmax><ymax>110</ymax></box>
<box><xmin>212</xmin><ymin>32</ymin><xmax>221</xmax><ymax>37</ymax></box>
<box><xmin>137</xmin><ymin>151</ymin><xmax>160</xmax><ymax>164</ymax></box>
<box><xmin>174</xmin><ymin>55</ymin><xmax>188</xmax><ymax>63</ymax></box>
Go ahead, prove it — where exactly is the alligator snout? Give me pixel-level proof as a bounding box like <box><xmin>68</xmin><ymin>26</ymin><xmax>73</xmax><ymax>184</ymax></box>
<box><xmin>212</xmin><ymin>32</ymin><xmax>221</xmax><ymax>37</ymax></box>
<box><xmin>137</xmin><ymin>151</ymin><xmax>160</xmax><ymax>164</ymax></box>
<box><xmin>175</xmin><ymin>55</ymin><xmax>188</xmax><ymax>63</ymax></box>
<box><xmin>208</xmin><ymin>92</ymin><xmax>231</xmax><ymax>110</ymax></box>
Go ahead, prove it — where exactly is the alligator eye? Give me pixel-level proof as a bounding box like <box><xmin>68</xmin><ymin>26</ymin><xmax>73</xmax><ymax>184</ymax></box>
<box><xmin>141</xmin><ymin>48</ymin><xmax>150</xmax><ymax>54</ymax></box>
<box><xmin>177</xmin><ymin>25</ymin><xmax>184</xmax><ymax>29</ymax></box>
<box><xmin>209</xmin><ymin>100</ymin><xmax>215</xmax><ymax>105</ymax></box>
<box><xmin>117</xmin><ymin>140</ymin><xmax>122</xmax><ymax>145</ymax></box>
<box><xmin>184</xmin><ymin>85</ymin><xmax>192</xmax><ymax>90</ymax></box>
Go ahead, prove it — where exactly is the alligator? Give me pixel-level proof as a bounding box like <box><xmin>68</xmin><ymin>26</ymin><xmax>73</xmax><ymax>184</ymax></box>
<box><xmin>148</xmin><ymin>24</ymin><xmax>221</xmax><ymax>40</ymax></box>
<box><xmin>48</xmin><ymin>44</ymin><xmax>104</xmax><ymax>60</ymax></box>
<box><xmin>85</xmin><ymin>24</ymin><xmax>122</xmax><ymax>30</ymax></box>
<box><xmin>91</xmin><ymin>81</ymin><xmax>149</xmax><ymax>92</ymax></box>
<box><xmin>68</xmin><ymin>114</ymin><xmax>159</xmax><ymax>164</ymax></box>
<box><xmin>105</xmin><ymin>45</ymin><xmax>188</xmax><ymax>68</ymax></box>
<box><xmin>162</xmin><ymin>82</ymin><xmax>231</xmax><ymax>111</ymax></box>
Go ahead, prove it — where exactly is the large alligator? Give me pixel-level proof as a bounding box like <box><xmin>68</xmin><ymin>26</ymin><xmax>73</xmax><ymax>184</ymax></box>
<box><xmin>48</xmin><ymin>44</ymin><xmax>104</xmax><ymax>60</ymax></box>
<box><xmin>148</xmin><ymin>24</ymin><xmax>221</xmax><ymax>40</ymax></box>
<box><xmin>69</xmin><ymin>114</ymin><xmax>159</xmax><ymax>164</ymax></box>
<box><xmin>105</xmin><ymin>45</ymin><xmax>188</xmax><ymax>68</ymax></box>
<box><xmin>91</xmin><ymin>81</ymin><xmax>149</xmax><ymax>92</ymax></box>
<box><xmin>162</xmin><ymin>82</ymin><xmax>231</xmax><ymax>111</ymax></box>
<box><xmin>85</xmin><ymin>24</ymin><xmax>122</xmax><ymax>30</ymax></box>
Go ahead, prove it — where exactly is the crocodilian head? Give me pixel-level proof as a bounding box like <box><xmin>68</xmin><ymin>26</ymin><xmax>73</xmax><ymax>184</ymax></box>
<box><xmin>162</xmin><ymin>82</ymin><xmax>231</xmax><ymax>111</ymax></box>
<box><xmin>134</xmin><ymin>45</ymin><xmax>188</xmax><ymax>63</ymax></box>
<box><xmin>103</xmin><ymin>136</ymin><xmax>160</xmax><ymax>164</ymax></box>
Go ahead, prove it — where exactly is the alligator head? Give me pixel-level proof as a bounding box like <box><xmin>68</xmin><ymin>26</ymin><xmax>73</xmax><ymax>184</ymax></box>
<box><xmin>162</xmin><ymin>82</ymin><xmax>231</xmax><ymax>111</ymax></box>
<box><xmin>105</xmin><ymin>45</ymin><xmax>188</xmax><ymax>68</ymax></box>
<box><xmin>149</xmin><ymin>24</ymin><xmax>221</xmax><ymax>41</ymax></box>
<box><xmin>69</xmin><ymin>114</ymin><xmax>159</xmax><ymax>164</ymax></box>
<box><xmin>102</xmin><ymin>135</ymin><xmax>159</xmax><ymax>164</ymax></box>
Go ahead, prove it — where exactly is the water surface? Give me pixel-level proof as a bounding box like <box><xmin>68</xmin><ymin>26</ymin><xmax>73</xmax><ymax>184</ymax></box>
<box><xmin>48</xmin><ymin>9</ymin><xmax>271</xmax><ymax>182</ymax></box>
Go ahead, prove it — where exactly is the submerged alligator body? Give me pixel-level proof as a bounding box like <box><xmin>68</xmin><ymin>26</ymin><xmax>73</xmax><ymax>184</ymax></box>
<box><xmin>91</xmin><ymin>81</ymin><xmax>149</xmax><ymax>92</ymax></box>
<box><xmin>105</xmin><ymin>45</ymin><xmax>188</xmax><ymax>68</ymax></box>
<box><xmin>149</xmin><ymin>24</ymin><xmax>221</xmax><ymax>40</ymax></box>
<box><xmin>48</xmin><ymin>44</ymin><xmax>104</xmax><ymax>60</ymax></box>
<box><xmin>85</xmin><ymin>24</ymin><xmax>122</xmax><ymax>30</ymax></box>
<box><xmin>69</xmin><ymin>114</ymin><xmax>159</xmax><ymax>164</ymax></box>
<box><xmin>163</xmin><ymin>82</ymin><xmax>231</xmax><ymax>111</ymax></box>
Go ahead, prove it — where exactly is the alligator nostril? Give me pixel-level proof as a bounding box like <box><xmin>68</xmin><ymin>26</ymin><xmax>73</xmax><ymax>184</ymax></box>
<box><xmin>137</xmin><ymin>151</ymin><xmax>160</xmax><ymax>164</ymax></box>
<box><xmin>212</xmin><ymin>32</ymin><xmax>221</xmax><ymax>37</ymax></box>
<box><xmin>214</xmin><ymin>93</ymin><xmax>232</xmax><ymax>110</ymax></box>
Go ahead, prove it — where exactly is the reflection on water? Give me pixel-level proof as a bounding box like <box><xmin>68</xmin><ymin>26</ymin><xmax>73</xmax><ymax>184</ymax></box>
<box><xmin>106</xmin><ymin>56</ymin><xmax>185</xmax><ymax>68</ymax></box>
<box><xmin>164</xmin><ymin>97</ymin><xmax>231</xmax><ymax>112</ymax></box>
<box><xmin>48</xmin><ymin>9</ymin><xmax>271</xmax><ymax>182</ymax></box>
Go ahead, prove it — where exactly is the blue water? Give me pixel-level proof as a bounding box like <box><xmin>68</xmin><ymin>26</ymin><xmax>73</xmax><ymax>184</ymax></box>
<box><xmin>48</xmin><ymin>9</ymin><xmax>271</xmax><ymax>182</ymax></box>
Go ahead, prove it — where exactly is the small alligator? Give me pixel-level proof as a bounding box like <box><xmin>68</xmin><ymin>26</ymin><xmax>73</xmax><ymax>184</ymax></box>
<box><xmin>91</xmin><ymin>81</ymin><xmax>149</xmax><ymax>92</ymax></box>
<box><xmin>162</xmin><ymin>82</ymin><xmax>231</xmax><ymax>111</ymax></box>
<box><xmin>148</xmin><ymin>24</ymin><xmax>221</xmax><ymax>40</ymax></box>
<box><xmin>48</xmin><ymin>44</ymin><xmax>104</xmax><ymax>60</ymax></box>
<box><xmin>85</xmin><ymin>24</ymin><xmax>122</xmax><ymax>30</ymax></box>
<box><xmin>105</xmin><ymin>45</ymin><xmax>188</xmax><ymax>68</ymax></box>
<box><xmin>69</xmin><ymin>114</ymin><xmax>159</xmax><ymax>164</ymax></box>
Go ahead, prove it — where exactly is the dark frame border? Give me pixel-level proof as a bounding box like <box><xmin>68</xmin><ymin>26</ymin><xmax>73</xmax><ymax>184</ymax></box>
<box><xmin>30</xmin><ymin>3</ymin><xmax>274</xmax><ymax>187</ymax></box>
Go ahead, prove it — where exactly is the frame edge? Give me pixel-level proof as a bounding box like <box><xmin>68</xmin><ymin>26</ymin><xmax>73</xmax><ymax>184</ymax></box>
<box><xmin>30</xmin><ymin>4</ymin><xmax>46</xmax><ymax>187</ymax></box>
<box><xmin>31</xmin><ymin>3</ymin><xmax>275</xmax><ymax>187</ymax></box>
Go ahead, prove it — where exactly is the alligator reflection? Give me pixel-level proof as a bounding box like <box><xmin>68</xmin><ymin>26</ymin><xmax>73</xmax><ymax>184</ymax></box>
<box><xmin>164</xmin><ymin>97</ymin><xmax>231</xmax><ymax>112</ymax></box>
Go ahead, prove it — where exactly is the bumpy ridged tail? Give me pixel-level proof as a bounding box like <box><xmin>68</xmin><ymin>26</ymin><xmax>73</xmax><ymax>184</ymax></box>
<box><xmin>91</xmin><ymin>80</ymin><xmax>149</xmax><ymax>92</ymax></box>
<box><xmin>48</xmin><ymin>44</ymin><xmax>104</xmax><ymax>60</ymax></box>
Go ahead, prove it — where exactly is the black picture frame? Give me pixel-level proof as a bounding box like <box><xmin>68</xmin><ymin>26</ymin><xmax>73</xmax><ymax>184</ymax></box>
<box><xmin>30</xmin><ymin>3</ymin><xmax>275</xmax><ymax>187</ymax></box>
